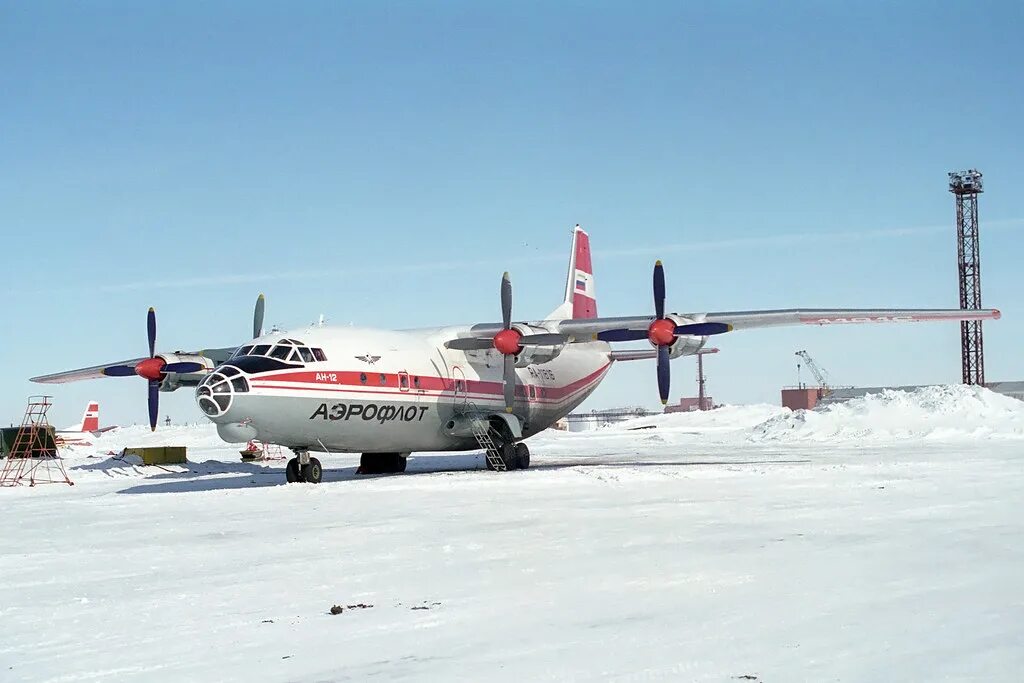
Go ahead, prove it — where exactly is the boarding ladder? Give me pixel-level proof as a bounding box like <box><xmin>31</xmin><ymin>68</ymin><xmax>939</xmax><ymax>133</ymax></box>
<box><xmin>459</xmin><ymin>400</ymin><xmax>507</xmax><ymax>472</ymax></box>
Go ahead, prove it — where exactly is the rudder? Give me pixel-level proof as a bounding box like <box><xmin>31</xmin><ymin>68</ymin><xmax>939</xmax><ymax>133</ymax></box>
<box><xmin>549</xmin><ymin>224</ymin><xmax>598</xmax><ymax>320</ymax></box>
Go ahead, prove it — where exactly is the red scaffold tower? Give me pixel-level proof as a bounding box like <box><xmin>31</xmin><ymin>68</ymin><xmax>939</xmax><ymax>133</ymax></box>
<box><xmin>949</xmin><ymin>169</ymin><xmax>985</xmax><ymax>386</ymax></box>
<box><xmin>0</xmin><ymin>396</ymin><xmax>74</xmax><ymax>487</ymax></box>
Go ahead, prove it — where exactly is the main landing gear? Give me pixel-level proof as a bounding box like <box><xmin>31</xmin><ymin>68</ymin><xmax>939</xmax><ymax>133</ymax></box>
<box><xmin>482</xmin><ymin>419</ymin><xmax>531</xmax><ymax>472</ymax></box>
<box><xmin>485</xmin><ymin>441</ymin><xmax>530</xmax><ymax>471</ymax></box>
<box><xmin>286</xmin><ymin>449</ymin><xmax>323</xmax><ymax>484</ymax></box>
<box><xmin>357</xmin><ymin>453</ymin><xmax>408</xmax><ymax>475</ymax></box>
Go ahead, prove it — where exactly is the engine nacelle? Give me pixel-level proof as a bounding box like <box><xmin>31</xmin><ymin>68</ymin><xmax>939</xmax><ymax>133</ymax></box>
<box><xmin>158</xmin><ymin>353</ymin><xmax>217</xmax><ymax>391</ymax></box>
<box><xmin>511</xmin><ymin>325</ymin><xmax>565</xmax><ymax>367</ymax></box>
<box><xmin>657</xmin><ymin>315</ymin><xmax>707</xmax><ymax>358</ymax></box>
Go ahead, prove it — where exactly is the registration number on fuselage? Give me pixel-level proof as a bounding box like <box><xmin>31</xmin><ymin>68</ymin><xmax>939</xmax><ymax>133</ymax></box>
<box><xmin>309</xmin><ymin>402</ymin><xmax>429</xmax><ymax>423</ymax></box>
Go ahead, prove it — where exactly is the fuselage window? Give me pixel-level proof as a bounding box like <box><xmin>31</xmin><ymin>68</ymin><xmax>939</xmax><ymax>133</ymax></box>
<box><xmin>298</xmin><ymin>347</ymin><xmax>314</xmax><ymax>363</ymax></box>
<box><xmin>252</xmin><ymin>344</ymin><xmax>271</xmax><ymax>356</ymax></box>
<box><xmin>413</xmin><ymin>376</ymin><xmax>421</xmax><ymax>389</ymax></box>
<box><xmin>379</xmin><ymin>373</ymin><xmax>387</xmax><ymax>385</ymax></box>
<box><xmin>455</xmin><ymin>380</ymin><xmax>464</xmax><ymax>392</ymax></box>
<box><xmin>359</xmin><ymin>372</ymin><xmax>367</xmax><ymax>384</ymax></box>
<box><xmin>270</xmin><ymin>345</ymin><xmax>291</xmax><ymax>360</ymax></box>
<box><xmin>312</xmin><ymin>348</ymin><xmax>327</xmax><ymax>362</ymax></box>
<box><xmin>399</xmin><ymin>374</ymin><xmax>409</xmax><ymax>389</ymax></box>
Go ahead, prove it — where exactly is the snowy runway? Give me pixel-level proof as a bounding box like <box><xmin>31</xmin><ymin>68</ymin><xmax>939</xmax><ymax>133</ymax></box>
<box><xmin>2</xmin><ymin>387</ymin><xmax>1022</xmax><ymax>682</ymax></box>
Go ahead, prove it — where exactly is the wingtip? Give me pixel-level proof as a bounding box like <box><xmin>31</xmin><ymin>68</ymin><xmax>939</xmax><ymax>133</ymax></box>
<box><xmin>660</xmin><ymin>399</ymin><xmax>668</xmax><ymax>406</ymax></box>
<box><xmin>655</xmin><ymin>259</ymin><xmax>663</xmax><ymax>267</ymax></box>
<box><xmin>257</xmin><ymin>293</ymin><xmax>265</xmax><ymax>301</ymax></box>
<box><xmin>148</xmin><ymin>306</ymin><xmax>155</xmax><ymax>313</ymax></box>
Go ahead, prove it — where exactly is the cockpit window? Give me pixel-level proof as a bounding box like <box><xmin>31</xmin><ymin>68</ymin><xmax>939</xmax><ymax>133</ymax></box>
<box><xmin>252</xmin><ymin>344</ymin><xmax>270</xmax><ymax>356</ymax></box>
<box><xmin>234</xmin><ymin>345</ymin><xmax>254</xmax><ymax>358</ymax></box>
<box><xmin>269</xmin><ymin>345</ymin><xmax>292</xmax><ymax>360</ymax></box>
<box><xmin>298</xmin><ymin>347</ymin><xmax>314</xmax><ymax>363</ymax></box>
<box><xmin>312</xmin><ymin>348</ymin><xmax>327</xmax><ymax>361</ymax></box>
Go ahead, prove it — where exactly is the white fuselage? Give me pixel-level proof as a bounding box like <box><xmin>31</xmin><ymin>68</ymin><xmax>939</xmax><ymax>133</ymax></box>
<box><xmin>198</xmin><ymin>325</ymin><xmax>613</xmax><ymax>453</ymax></box>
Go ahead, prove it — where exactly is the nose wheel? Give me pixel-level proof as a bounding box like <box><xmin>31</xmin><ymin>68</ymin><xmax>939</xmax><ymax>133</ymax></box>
<box><xmin>285</xmin><ymin>451</ymin><xmax>323</xmax><ymax>484</ymax></box>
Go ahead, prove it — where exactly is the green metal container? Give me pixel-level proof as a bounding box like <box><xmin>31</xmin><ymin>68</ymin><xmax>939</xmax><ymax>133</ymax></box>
<box><xmin>1</xmin><ymin>426</ymin><xmax>58</xmax><ymax>458</ymax></box>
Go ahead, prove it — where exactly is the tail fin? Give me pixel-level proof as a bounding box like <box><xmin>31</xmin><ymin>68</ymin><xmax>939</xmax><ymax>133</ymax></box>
<box><xmin>80</xmin><ymin>401</ymin><xmax>100</xmax><ymax>433</ymax></box>
<box><xmin>548</xmin><ymin>224</ymin><xmax>598</xmax><ymax>320</ymax></box>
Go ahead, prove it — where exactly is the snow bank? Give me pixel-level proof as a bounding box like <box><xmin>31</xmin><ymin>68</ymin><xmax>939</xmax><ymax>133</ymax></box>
<box><xmin>609</xmin><ymin>403</ymin><xmax>787</xmax><ymax>434</ymax></box>
<box><xmin>750</xmin><ymin>385</ymin><xmax>1024</xmax><ymax>442</ymax></box>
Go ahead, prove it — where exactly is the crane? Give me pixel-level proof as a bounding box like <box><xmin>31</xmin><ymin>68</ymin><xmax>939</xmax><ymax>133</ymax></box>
<box><xmin>795</xmin><ymin>350</ymin><xmax>832</xmax><ymax>396</ymax></box>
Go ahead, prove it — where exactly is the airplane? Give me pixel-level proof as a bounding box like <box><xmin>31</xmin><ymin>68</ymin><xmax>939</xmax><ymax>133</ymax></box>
<box><xmin>54</xmin><ymin>401</ymin><xmax>117</xmax><ymax>447</ymax></box>
<box><xmin>32</xmin><ymin>225</ymin><xmax>1000</xmax><ymax>483</ymax></box>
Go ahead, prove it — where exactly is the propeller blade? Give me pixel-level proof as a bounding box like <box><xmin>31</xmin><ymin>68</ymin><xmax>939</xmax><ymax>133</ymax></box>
<box><xmin>653</xmin><ymin>261</ymin><xmax>666</xmax><ymax>320</ymax></box>
<box><xmin>148</xmin><ymin>380</ymin><xmax>159</xmax><ymax>431</ymax></box>
<box><xmin>657</xmin><ymin>345</ymin><xmax>670</xmax><ymax>405</ymax></box>
<box><xmin>253</xmin><ymin>294</ymin><xmax>265</xmax><ymax>338</ymax></box>
<box><xmin>518</xmin><ymin>333</ymin><xmax>567</xmax><ymax>346</ymax></box>
<box><xmin>597</xmin><ymin>329</ymin><xmax>649</xmax><ymax>343</ymax></box>
<box><xmin>444</xmin><ymin>338</ymin><xmax>494</xmax><ymax>351</ymax></box>
<box><xmin>673</xmin><ymin>322</ymin><xmax>733</xmax><ymax>336</ymax></box>
<box><xmin>147</xmin><ymin>307</ymin><xmax>157</xmax><ymax>358</ymax></box>
<box><xmin>100</xmin><ymin>365</ymin><xmax>138</xmax><ymax>377</ymax></box>
<box><xmin>162</xmin><ymin>361</ymin><xmax>206</xmax><ymax>374</ymax></box>
<box><xmin>501</xmin><ymin>272</ymin><xmax>512</xmax><ymax>330</ymax></box>
<box><xmin>503</xmin><ymin>354</ymin><xmax>516</xmax><ymax>413</ymax></box>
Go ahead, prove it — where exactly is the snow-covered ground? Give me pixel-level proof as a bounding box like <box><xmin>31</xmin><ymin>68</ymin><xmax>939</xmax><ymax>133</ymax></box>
<box><xmin>1</xmin><ymin>386</ymin><xmax>1022</xmax><ymax>682</ymax></box>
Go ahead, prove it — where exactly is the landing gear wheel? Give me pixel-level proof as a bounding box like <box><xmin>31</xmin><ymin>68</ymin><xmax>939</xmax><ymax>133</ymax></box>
<box><xmin>301</xmin><ymin>457</ymin><xmax>323</xmax><ymax>484</ymax></box>
<box><xmin>286</xmin><ymin>458</ymin><xmax>302</xmax><ymax>483</ymax></box>
<box><xmin>396</xmin><ymin>455</ymin><xmax>407</xmax><ymax>473</ymax></box>
<box><xmin>514</xmin><ymin>443</ymin><xmax>530</xmax><ymax>470</ymax></box>
<box><xmin>500</xmin><ymin>442</ymin><xmax>518</xmax><ymax>471</ymax></box>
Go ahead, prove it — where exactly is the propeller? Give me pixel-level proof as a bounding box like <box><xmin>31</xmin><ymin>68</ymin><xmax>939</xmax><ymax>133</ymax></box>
<box><xmin>253</xmin><ymin>293</ymin><xmax>265</xmax><ymax>338</ymax></box>
<box><xmin>99</xmin><ymin>295</ymin><xmax>268</xmax><ymax>430</ymax></box>
<box><xmin>498</xmin><ymin>272</ymin><xmax>517</xmax><ymax>413</ymax></box>
<box><xmin>99</xmin><ymin>308</ymin><xmax>164</xmax><ymax>430</ymax></box>
<box><xmin>444</xmin><ymin>274</ymin><xmax>568</xmax><ymax>412</ymax></box>
<box><xmin>596</xmin><ymin>261</ymin><xmax>732</xmax><ymax>405</ymax></box>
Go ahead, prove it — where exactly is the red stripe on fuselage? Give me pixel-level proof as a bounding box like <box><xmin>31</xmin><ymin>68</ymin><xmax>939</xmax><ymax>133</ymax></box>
<box><xmin>250</xmin><ymin>363</ymin><xmax>612</xmax><ymax>402</ymax></box>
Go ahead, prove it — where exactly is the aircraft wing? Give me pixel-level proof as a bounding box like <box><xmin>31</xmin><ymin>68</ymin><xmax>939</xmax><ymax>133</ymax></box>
<box><xmin>30</xmin><ymin>346</ymin><xmax>238</xmax><ymax>385</ymax></box>
<box><xmin>555</xmin><ymin>307</ymin><xmax>1002</xmax><ymax>339</ymax></box>
<box><xmin>611</xmin><ymin>347</ymin><xmax>719</xmax><ymax>362</ymax></box>
<box><xmin>457</xmin><ymin>308</ymin><xmax>1000</xmax><ymax>348</ymax></box>
<box><xmin>31</xmin><ymin>358</ymin><xmax>150</xmax><ymax>384</ymax></box>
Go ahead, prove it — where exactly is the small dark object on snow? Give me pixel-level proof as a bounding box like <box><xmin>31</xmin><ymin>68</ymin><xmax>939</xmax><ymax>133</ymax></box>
<box><xmin>411</xmin><ymin>606</ymin><xmax>429</xmax><ymax>610</ymax></box>
<box><xmin>261</xmin><ymin>619</ymin><xmax>274</xmax><ymax>624</ymax></box>
<box><xmin>735</xmin><ymin>676</ymin><xmax>759</xmax><ymax>681</ymax></box>
<box><xmin>329</xmin><ymin>605</ymin><xmax>344</xmax><ymax>615</ymax></box>
<box><xmin>346</xmin><ymin>603</ymin><xmax>373</xmax><ymax>609</ymax></box>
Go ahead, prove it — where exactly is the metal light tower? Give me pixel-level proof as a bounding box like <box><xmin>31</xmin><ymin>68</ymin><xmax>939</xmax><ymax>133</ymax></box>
<box><xmin>949</xmin><ymin>169</ymin><xmax>985</xmax><ymax>385</ymax></box>
<box><xmin>697</xmin><ymin>353</ymin><xmax>707</xmax><ymax>411</ymax></box>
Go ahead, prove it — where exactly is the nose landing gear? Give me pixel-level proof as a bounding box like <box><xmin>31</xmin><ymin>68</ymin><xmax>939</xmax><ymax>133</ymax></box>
<box><xmin>285</xmin><ymin>449</ymin><xmax>323</xmax><ymax>484</ymax></box>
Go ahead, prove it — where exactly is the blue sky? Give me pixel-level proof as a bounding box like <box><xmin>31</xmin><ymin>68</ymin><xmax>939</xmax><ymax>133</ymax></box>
<box><xmin>2</xmin><ymin>1</ymin><xmax>1021</xmax><ymax>427</ymax></box>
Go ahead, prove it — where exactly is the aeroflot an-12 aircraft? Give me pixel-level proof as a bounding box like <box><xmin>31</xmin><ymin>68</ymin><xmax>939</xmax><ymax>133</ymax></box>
<box><xmin>33</xmin><ymin>226</ymin><xmax>999</xmax><ymax>483</ymax></box>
